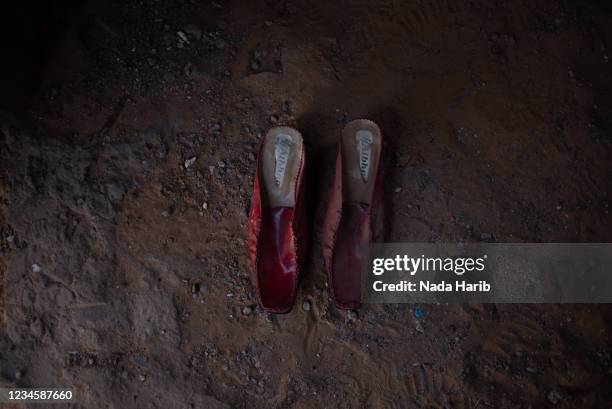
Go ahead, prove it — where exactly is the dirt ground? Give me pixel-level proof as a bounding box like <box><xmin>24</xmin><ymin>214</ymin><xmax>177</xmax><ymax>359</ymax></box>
<box><xmin>1</xmin><ymin>0</ymin><xmax>612</xmax><ymax>408</ymax></box>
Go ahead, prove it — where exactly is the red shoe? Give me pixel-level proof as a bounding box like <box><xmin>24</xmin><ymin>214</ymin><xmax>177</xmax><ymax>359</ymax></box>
<box><xmin>247</xmin><ymin>127</ymin><xmax>308</xmax><ymax>313</ymax></box>
<box><xmin>322</xmin><ymin>119</ymin><xmax>384</xmax><ymax>309</ymax></box>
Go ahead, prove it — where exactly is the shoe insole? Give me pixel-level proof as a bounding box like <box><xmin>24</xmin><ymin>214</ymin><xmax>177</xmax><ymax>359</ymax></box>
<box><xmin>261</xmin><ymin>127</ymin><xmax>304</xmax><ymax>208</ymax></box>
<box><xmin>341</xmin><ymin>119</ymin><xmax>382</xmax><ymax>204</ymax></box>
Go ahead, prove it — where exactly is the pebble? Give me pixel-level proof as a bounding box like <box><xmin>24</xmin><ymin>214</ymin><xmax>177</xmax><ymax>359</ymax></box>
<box><xmin>184</xmin><ymin>157</ymin><xmax>197</xmax><ymax>168</ymax></box>
<box><xmin>394</xmin><ymin>187</ymin><xmax>402</xmax><ymax>193</ymax></box>
<box><xmin>31</xmin><ymin>263</ymin><xmax>42</xmax><ymax>273</ymax></box>
<box><xmin>202</xmin><ymin>202</ymin><xmax>208</xmax><ymax>210</ymax></box>
<box><xmin>177</xmin><ymin>31</ymin><xmax>189</xmax><ymax>44</ymax></box>
<box><xmin>347</xmin><ymin>310</ymin><xmax>358</xmax><ymax>321</ymax></box>
<box><xmin>139</xmin><ymin>374</ymin><xmax>146</xmax><ymax>382</ymax></box>
<box><xmin>547</xmin><ymin>390</ymin><xmax>561</xmax><ymax>405</ymax></box>
<box><xmin>302</xmin><ymin>300</ymin><xmax>311</xmax><ymax>312</ymax></box>
<box><xmin>242</xmin><ymin>306</ymin><xmax>253</xmax><ymax>316</ymax></box>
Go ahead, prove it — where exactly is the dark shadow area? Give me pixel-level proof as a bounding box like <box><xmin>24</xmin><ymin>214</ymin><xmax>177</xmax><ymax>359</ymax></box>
<box><xmin>0</xmin><ymin>0</ymin><xmax>81</xmax><ymax>114</ymax></box>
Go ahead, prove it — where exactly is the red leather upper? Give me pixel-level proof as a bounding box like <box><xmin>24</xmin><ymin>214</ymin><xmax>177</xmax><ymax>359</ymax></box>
<box><xmin>247</xmin><ymin>141</ymin><xmax>307</xmax><ymax>313</ymax></box>
<box><xmin>257</xmin><ymin>207</ymin><xmax>297</xmax><ymax>310</ymax></box>
<box><xmin>331</xmin><ymin>203</ymin><xmax>370</xmax><ymax>307</ymax></box>
<box><xmin>322</xmin><ymin>145</ymin><xmax>384</xmax><ymax>309</ymax></box>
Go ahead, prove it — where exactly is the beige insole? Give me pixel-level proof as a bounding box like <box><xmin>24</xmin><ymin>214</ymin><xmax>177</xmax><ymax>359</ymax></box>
<box><xmin>341</xmin><ymin>119</ymin><xmax>382</xmax><ymax>204</ymax></box>
<box><xmin>261</xmin><ymin>127</ymin><xmax>304</xmax><ymax>207</ymax></box>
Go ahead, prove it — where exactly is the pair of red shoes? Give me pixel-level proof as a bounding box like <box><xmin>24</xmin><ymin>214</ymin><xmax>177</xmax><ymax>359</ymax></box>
<box><xmin>247</xmin><ymin>119</ymin><xmax>384</xmax><ymax>313</ymax></box>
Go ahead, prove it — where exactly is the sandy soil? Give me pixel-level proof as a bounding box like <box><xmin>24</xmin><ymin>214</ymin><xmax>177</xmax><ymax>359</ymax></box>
<box><xmin>1</xmin><ymin>0</ymin><xmax>612</xmax><ymax>408</ymax></box>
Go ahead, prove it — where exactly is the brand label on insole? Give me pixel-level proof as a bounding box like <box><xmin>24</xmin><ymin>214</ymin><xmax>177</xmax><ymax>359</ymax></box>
<box><xmin>274</xmin><ymin>134</ymin><xmax>293</xmax><ymax>187</ymax></box>
<box><xmin>356</xmin><ymin>130</ymin><xmax>374</xmax><ymax>183</ymax></box>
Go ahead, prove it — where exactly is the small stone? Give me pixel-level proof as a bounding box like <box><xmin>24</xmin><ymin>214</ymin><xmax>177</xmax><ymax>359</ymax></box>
<box><xmin>347</xmin><ymin>310</ymin><xmax>358</xmax><ymax>321</ymax></box>
<box><xmin>31</xmin><ymin>263</ymin><xmax>42</xmax><ymax>273</ymax></box>
<box><xmin>202</xmin><ymin>202</ymin><xmax>208</xmax><ymax>210</ymax></box>
<box><xmin>547</xmin><ymin>390</ymin><xmax>561</xmax><ymax>405</ymax></box>
<box><xmin>14</xmin><ymin>370</ymin><xmax>23</xmax><ymax>380</ymax></box>
<box><xmin>250</xmin><ymin>59</ymin><xmax>261</xmax><ymax>71</ymax></box>
<box><xmin>394</xmin><ymin>187</ymin><xmax>402</xmax><ymax>193</ymax></box>
<box><xmin>217</xmin><ymin>160</ymin><xmax>226</xmax><ymax>168</ymax></box>
<box><xmin>242</xmin><ymin>306</ymin><xmax>253</xmax><ymax>316</ymax></box>
<box><xmin>302</xmin><ymin>300</ymin><xmax>311</xmax><ymax>312</ymax></box>
<box><xmin>177</xmin><ymin>31</ymin><xmax>189</xmax><ymax>44</ymax></box>
<box><xmin>139</xmin><ymin>374</ymin><xmax>146</xmax><ymax>382</ymax></box>
<box><xmin>184</xmin><ymin>157</ymin><xmax>197</xmax><ymax>168</ymax></box>
<box><xmin>6</xmin><ymin>235</ymin><xmax>14</xmax><ymax>243</ymax></box>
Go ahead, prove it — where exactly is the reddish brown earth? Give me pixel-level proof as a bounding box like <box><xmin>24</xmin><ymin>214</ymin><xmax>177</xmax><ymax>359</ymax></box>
<box><xmin>1</xmin><ymin>0</ymin><xmax>612</xmax><ymax>408</ymax></box>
